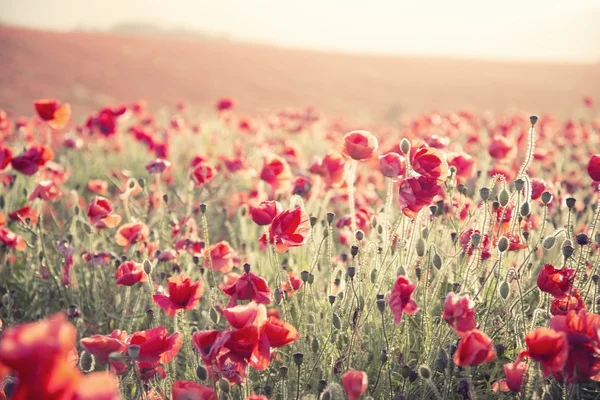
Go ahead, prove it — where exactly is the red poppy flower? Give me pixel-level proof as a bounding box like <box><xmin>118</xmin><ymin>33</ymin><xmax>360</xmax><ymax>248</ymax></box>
<box><xmin>379</xmin><ymin>152</ymin><xmax>406</xmax><ymax>178</ymax></box>
<box><xmin>410</xmin><ymin>144</ymin><xmax>448</xmax><ymax>182</ymax></box>
<box><xmin>34</xmin><ymin>98</ymin><xmax>71</xmax><ymax>129</ymax></box>
<box><xmin>217</xmin><ymin>351</ymin><xmax>248</xmax><ymax>385</ymax></box>
<box><xmin>223</xmin><ymin>302</ymin><xmax>267</xmax><ymax>329</ymax></box>
<box><xmin>203</xmin><ymin>240</ymin><xmax>236</xmax><ymax>272</ymax></box>
<box><xmin>145</xmin><ymin>158</ymin><xmax>171</xmax><ymax>174</ymax></box>
<box><xmin>250</xmin><ymin>200</ymin><xmax>283</xmax><ymax>226</ymax></box>
<box><xmin>171</xmin><ymin>380</ymin><xmax>216</xmax><ymax>400</ymax></box>
<box><xmin>152</xmin><ymin>275</ymin><xmax>203</xmax><ymax>316</ymax></box>
<box><xmin>8</xmin><ymin>205</ymin><xmax>39</xmax><ymax>225</ymax></box>
<box><xmin>260</xmin><ymin>154</ymin><xmax>293</xmax><ymax>194</ymax></box>
<box><xmin>114</xmin><ymin>222</ymin><xmax>149</xmax><ymax>247</ymax></box>
<box><xmin>524</xmin><ymin>327</ymin><xmax>568</xmax><ymax>377</ymax></box>
<box><xmin>309</xmin><ymin>151</ymin><xmax>347</xmax><ymax>189</ymax></box>
<box><xmin>550</xmin><ymin>290</ymin><xmax>586</xmax><ymax>316</ymax></box>
<box><xmin>281</xmin><ymin>271</ymin><xmax>302</xmax><ymax>297</ymax></box>
<box><xmin>88</xmin><ymin>196</ymin><xmax>122</xmax><ymax>229</ymax></box>
<box><xmin>252</xmin><ymin>317</ymin><xmax>299</xmax><ymax>370</ymax></box>
<box><xmin>389</xmin><ymin>275</ymin><xmax>419</xmax><ymax>324</ymax></box>
<box><xmin>342</xmin><ymin>370</ymin><xmax>368</xmax><ymax>400</ymax></box>
<box><xmin>87</xmin><ymin>106</ymin><xmax>127</xmax><ymax>136</ymax></box>
<box><xmin>222</xmin><ymin>271</ymin><xmax>271</xmax><ymax>307</ymax></box>
<box><xmin>87</xmin><ymin>179</ymin><xmax>109</xmax><ymax>195</ymax></box>
<box><xmin>11</xmin><ymin>145</ymin><xmax>54</xmax><ymax>176</ymax></box>
<box><xmin>459</xmin><ymin>229</ymin><xmax>491</xmax><ymax>260</ymax></box>
<box><xmin>0</xmin><ymin>227</ymin><xmax>27</xmax><ymax>251</ymax></box>
<box><xmin>127</xmin><ymin>327</ymin><xmax>182</xmax><ymax>364</ymax></box>
<box><xmin>192</xmin><ymin>330</ymin><xmax>224</xmax><ymax>364</ymax></box>
<box><xmin>216</xmin><ymin>97</ymin><xmax>236</xmax><ymax>112</ymax></box>
<box><xmin>537</xmin><ymin>264</ymin><xmax>575</xmax><ymax>297</ymax></box>
<box><xmin>588</xmin><ymin>154</ymin><xmax>600</xmax><ymax>182</ymax></box>
<box><xmin>225</xmin><ymin>326</ymin><xmax>260</xmax><ymax>359</ymax></box>
<box><xmin>453</xmin><ymin>329</ymin><xmax>495</xmax><ymax>366</ymax></box>
<box><xmin>530</xmin><ymin>178</ymin><xmax>546</xmax><ymax>200</ymax></box>
<box><xmin>0</xmin><ymin>145</ymin><xmax>12</xmax><ymax>170</ymax></box>
<box><xmin>489</xmin><ymin>135</ymin><xmax>515</xmax><ymax>160</ymax></box>
<box><xmin>447</xmin><ymin>152</ymin><xmax>475</xmax><ymax>184</ymax></box>
<box><xmin>190</xmin><ymin>162</ymin><xmax>217</xmax><ymax>186</ymax></box>
<box><xmin>115</xmin><ymin>261</ymin><xmax>146</xmax><ymax>286</ymax></box>
<box><xmin>342</xmin><ymin>130</ymin><xmax>378</xmax><ymax>160</ymax></box>
<box><xmin>398</xmin><ymin>176</ymin><xmax>442</xmax><ymax>218</ymax></box>
<box><xmin>503</xmin><ymin>361</ymin><xmax>527</xmax><ymax>392</ymax></box>
<box><xmin>259</xmin><ymin>206</ymin><xmax>311</xmax><ymax>253</ymax></box>
<box><xmin>442</xmin><ymin>292</ymin><xmax>477</xmax><ymax>333</ymax></box>
<box><xmin>28</xmin><ymin>180</ymin><xmax>62</xmax><ymax>201</ymax></box>
<box><xmin>80</xmin><ymin>330</ymin><xmax>127</xmax><ymax>365</ymax></box>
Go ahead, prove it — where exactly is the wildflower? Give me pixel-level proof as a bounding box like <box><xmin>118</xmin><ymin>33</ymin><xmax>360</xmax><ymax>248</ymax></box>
<box><xmin>341</xmin><ymin>370</ymin><xmax>368</xmax><ymax>400</ymax></box>
<box><xmin>453</xmin><ymin>329</ymin><xmax>495</xmax><ymax>366</ymax></box>
<box><xmin>389</xmin><ymin>275</ymin><xmax>419</xmax><ymax>324</ymax></box>
<box><xmin>34</xmin><ymin>98</ymin><xmax>71</xmax><ymax>129</ymax></box>
<box><xmin>152</xmin><ymin>275</ymin><xmax>203</xmax><ymax>316</ymax></box>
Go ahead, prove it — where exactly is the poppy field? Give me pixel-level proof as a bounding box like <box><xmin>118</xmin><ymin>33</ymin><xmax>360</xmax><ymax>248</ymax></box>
<box><xmin>0</xmin><ymin>95</ymin><xmax>599</xmax><ymax>400</ymax></box>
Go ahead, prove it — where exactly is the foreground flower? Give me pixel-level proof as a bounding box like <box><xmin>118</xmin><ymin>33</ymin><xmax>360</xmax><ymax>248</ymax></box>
<box><xmin>222</xmin><ymin>270</ymin><xmax>272</xmax><ymax>306</ymax></box>
<box><xmin>524</xmin><ymin>327</ymin><xmax>568</xmax><ymax>377</ymax></box>
<box><xmin>410</xmin><ymin>144</ymin><xmax>448</xmax><ymax>182</ymax></box>
<box><xmin>249</xmin><ymin>200</ymin><xmax>283</xmax><ymax>226</ymax></box>
<box><xmin>11</xmin><ymin>144</ymin><xmax>54</xmax><ymax>176</ymax></box>
<box><xmin>503</xmin><ymin>361</ymin><xmax>528</xmax><ymax>392</ymax></box>
<box><xmin>128</xmin><ymin>326</ymin><xmax>182</xmax><ymax>364</ymax></box>
<box><xmin>588</xmin><ymin>154</ymin><xmax>600</xmax><ymax>182</ymax></box>
<box><xmin>115</xmin><ymin>261</ymin><xmax>147</xmax><ymax>286</ymax></box>
<box><xmin>342</xmin><ymin>370</ymin><xmax>368</xmax><ymax>400</ymax></box>
<box><xmin>114</xmin><ymin>222</ymin><xmax>149</xmax><ymax>247</ymax></box>
<box><xmin>34</xmin><ymin>98</ymin><xmax>71</xmax><ymax>129</ymax></box>
<box><xmin>153</xmin><ymin>275</ymin><xmax>204</xmax><ymax>316</ymax></box>
<box><xmin>342</xmin><ymin>130</ymin><xmax>378</xmax><ymax>160</ymax></box>
<box><xmin>389</xmin><ymin>275</ymin><xmax>419</xmax><ymax>324</ymax></box>
<box><xmin>398</xmin><ymin>176</ymin><xmax>442</xmax><ymax>218</ymax></box>
<box><xmin>453</xmin><ymin>329</ymin><xmax>495</xmax><ymax>367</ymax></box>
<box><xmin>442</xmin><ymin>292</ymin><xmax>477</xmax><ymax>333</ymax></box>
<box><xmin>171</xmin><ymin>380</ymin><xmax>216</xmax><ymax>400</ymax></box>
<box><xmin>536</xmin><ymin>264</ymin><xmax>575</xmax><ymax>297</ymax></box>
<box><xmin>80</xmin><ymin>330</ymin><xmax>128</xmax><ymax>364</ymax></box>
<box><xmin>203</xmin><ymin>240</ymin><xmax>236</xmax><ymax>272</ymax></box>
<box><xmin>259</xmin><ymin>206</ymin><xmax>311</xmax><ymax>253</ymax></box>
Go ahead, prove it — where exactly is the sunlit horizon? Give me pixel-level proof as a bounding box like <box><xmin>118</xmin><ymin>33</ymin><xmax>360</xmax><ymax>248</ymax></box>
<box><xmin>1</xmin><ymin>0</ymin><xmax>599</xmax><ymax>62</ymax></box>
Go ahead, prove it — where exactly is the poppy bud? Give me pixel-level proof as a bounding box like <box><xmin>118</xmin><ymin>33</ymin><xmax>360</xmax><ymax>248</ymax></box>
<box><xmin>400</xmin><ymin>138</ymin><xmax>411</xmax><ymax>155</ymax></box>
<box><xmin>196</xmin><ymin>365</ymin><xmax>208</xmax><ymax>381</ymax></box>
<box><xmin>377</xmin><ymin>299</ymin><xmax>386</xmax><ymax>313</ymax></box>
<box><xmin>419</xmin><ymin>366</ymin><xmax>431</xmax><ymax>380</ymax></box>
<box><xmin>492</xmin><ymin>201</ymin><xmax>500</xmax><ymax>211</ymax></box>
<box><xmin>520</xmin><ymin>201</ymin><xmax>530</xmax><ymax>217</ymax></box>
<box><xmin>565</xmin><ymin>197</ymin><xmax>576</xmax><ymax>210</ymax></box>
<box><xmin>310</xmin><ymin>216</ymin><xmax>318</xmax><ymax>228</ymax></box>
<box><xmin>243</xmin><ymin>263</ymin><xmax>251</xmax><ymax>273</ymax></box>
<box><xmin>312</xmin><ymin>337</ymin><xmax>320</xmax><ymax>353</ymax></box>
<box><xmin>592</xmin><ymin>274</ymin><xmax>599</xmax><ymax>285</ymax></box>
<box><xmin>218</xmin><ymin>378</ymin><xmax>230</xmax><ymax>393</ymax></box>
<box><xmin>355</xmin><ymin>230</ymin><xmax>364</xmax><ymax>241</ymax></box>
<box><xmin>415</xmin><ymin>267</ymin><xmax>422</xmax><ymax>280</ymax></box>
<box><xmin>347</xmin><ymin>266</ymin><xmax>356</xmax><ymax>279</ymax></box>
<box><xmin>143</xmin><ymin>259</ymin><xmax>152</xmax><ymax>274</ymax></box>
<box><xmin>435</xmin><ymin>349</ymin><xmax>448</xmax><ymax>371</ymax></box>
<box><xmin>400</xmin><ymin>365</ymin><xmax>411</xmax><ymax>379</ymax></box>
<box><xmin>199</xmin><ymin>203</ymin><xmax>207</xmax><ymax>214</ymax></box>
<box><xmin>329</xmin><ymin>295</ymin><xmax>336</xmax><ymax>305</ymax></box>
<box><xmin>408</xmin><ymin>370</ymin><xmax>418</xmax><ymax>382</ymax></box>
<box><xmin>210</xmin><ymin>307</ymin><xmax>219</xmax><ymax>324</ymax></box>
<box><xmin>370</xmin><ymin>268</ymin><xmax>377</xmax><ymax>283</ymax></box>
<box><xmin>380</xmin><ymin>349</ymin><xmax>388</xmax><ymax>363</ymax></box>
<box><xmin>80</xmin><ymin>351</ymin><xmax>94</xmax><ymax>372</ymax></box>
<box><xmin>332</xmin><ymin>312</ymin><xmax>341</xmax><ymax>329</ymax></box>
<box><xmin>457</xmin><ymin>184</ymin><xmax>465</xmax><ymax>195</ymax></box>
<box><xmin>265</xmin><ymin>385</ymin><xmax>273</xmax><ymax>396</ymax></box>
<box><xmin>470</xmin><ymin>232</ymin><xmax>481</xmax><ymax>247</ymax></box>
<box><xmin>300</xmin><ymin>270</ymin><xmax>309</xmax><ymax>283</ymax></box>
<box><xmin>453</xmin><ymin>282</ymin><xmax>461</xmax><ymax>293</ymax></box>
<box><xmin>308</xmin><ymin>273</ymin><xmax>314</xmax><ymax>285</ymax></box>
<box><xmin>429</xmin><ymin>205</ymin><xmax>438</xmax><ymax>215</ymax></box>
<box><xmin>274</xmin><ymin>288</ymin><xmax>283</xmax><ymax>304</ymax></box>
<box><xmin>377</xmin><ymin>225</ymin><xmax>383</xmax><ymax>235</ymax></box>
<box><xmin>479</xmin><ymin>187</ymin><xmax>490</xmax><ymax>201</ymax></box>
<box><xmin>0</xmin><ymin>195</ymin><xmax>4</xmax><ymax>209</ymax></box>
<box><xmin>514</xmin><ymin>179</ymin><xmax>525</xmax><ymax>191</ymax></box>
<box><xmin>499</xmin><ymin>281</ymin><xmax>510</xmax><ymax>299</ymax></box>
<box><xmin>497</xmin><ymin>236</ymin><xmax>509</xmax><ymax>253</ymax></box>
<box><xmin>279</xmin><ymin>366</ymin><xmax>289</xmax><ymax>378</ymax></box>
<box><xmin>128</xmin><ymin>344</ymin><xmax>141</xmax><ymax>360</ymax></box>
<box><xmin>529</xmin><ymin>115</ymin><xmax>538</xmax><ymax>126</ymax></box>
<box><xmin>351</xmin><ymin>245</ymin><xmax>359</xmax><ymax>257</ymax></box>
<box><xmin>542</xmin><ymin>235</ymin><xmax>556</xmax><ymax>249</ymax></box>
<box><xmin>596</xmin><ymin>233</ymin><xmax>600</xmax><ymax>246</ymax></box>
<box><xmin>322</xmin><ymin>392</ymin><xmax>332</xmax><ymax>400</ymax></box>
<box><xmin>433</xmin><ymin>252</ymin><xmax>442</xmax><ymax>269</ymax></box>
<box><xmin>576</xmin><ymin>233</ymin><xmax>589</xmax><ymax>246</ymax></box>
<box><xmin>109</xmin><ymin>351</ymin><xmax>124</xmax><ymax>363</ymax></box>
<box><xmin>562</xmin><ymin>240</ymin><xmax>574</xmax><ymax>259</ymax></box>
<box><xmin>162</xmin><ymin>194</ymin><xmax>168</xmax><ymax>203</ymax></box>
<box><xmin>416</xmin><ymin>238</ymin><xmax>425</xmax><ymax>257</ymax></box>
<box><xmin>541</xmin><ymin>191</ymin><xmax>552</xmax><ymax>204</ymax></box>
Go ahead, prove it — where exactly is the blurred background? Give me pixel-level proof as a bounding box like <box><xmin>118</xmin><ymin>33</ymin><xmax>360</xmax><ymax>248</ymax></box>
<box><xmin>1</xmin><ymin>0</ymin><xmax>599</xmax><ymax>119</ymax></box>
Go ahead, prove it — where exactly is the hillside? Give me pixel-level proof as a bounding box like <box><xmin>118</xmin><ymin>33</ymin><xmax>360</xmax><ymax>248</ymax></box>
<box><xmin>1</xmin><ymin>26</ymin><xmax>599</xmax><ymax>119</ymax></box>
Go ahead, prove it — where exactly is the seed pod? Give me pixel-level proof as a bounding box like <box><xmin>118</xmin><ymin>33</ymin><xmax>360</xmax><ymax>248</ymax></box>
<box><xmin>542</xmin><ymin>235</ymin><xmax>556</xmax><ymax>250</ymax></box>
<box><xmin>317</xmin><ymin>380</ymin><xmax>327</xmax><ymax>394</ymax></box>
<box><xmin>541</xmin><ymin>191</ymin><xmax>552</xmax><ymax>204</ymax></box>
<box><xmin>332</xmin><ymin>313</ymin><xmax>341</xmax><ymax>329</ymax></box>
<box><xmin>499</xmin><ymin>282</ymin><xmax>510</xmax><ymax>299</ymax></box>
<box><xmin>576</xmin><ymin>233</ymin><xmax>589</xmax><ymax>246</ymax></box>
<box><xmin>300</xmin><ymin>270</ymin><xmax>310</xmax><ymax>283</ymax></box>
<box><xmin>421</xmin><ymin>227</ymin><xmax>429</xmax><ymax>239</ymax></box>
<box><xmin>79</xmin><ymin>351</ymin><xmax>94</xmax><ymax>372</ymax></box>
<box><xmin>355</xmin><ymin>230</ymin><xmax>364</xmax><ymax>241</ymax></box>
<box><xmin>293</xmin><ymin>352</ymin><xmax>304</xmax><ymax>366</ymax></box>
<box><xmin>494</xmin><ymin>344</ymin><xmax>506</xmax><ymax>358</ymax></box>
<box><xmin>479</xmin><ymin>187</ymin><xmax>490</xmax><ymax>201</ymax></box>
<box><xmin>416</xmin><ymin>238</ymin><xmax>425</xmax><ymax>257</ymax></box>
<box><xmin>347</xmin><ymin>266</ymin><xmax>356</xmax><ymax>279</ymax></box>
<box><xmin>499</xmin><ymin>189</ymin><xmax>509</xmax><ymax>206</ymax></box>
<box><xmin>210</xmin><ymin>307</ymin><xmax>220</xmax><ymax>324</ymax></box>
<box><xmin>470</xmin><ymin>232</ymin><xmax>481</xmax><ymax>247</ymax></box>
<box><xmin>200</xmin><ymin>203</ymin><xmax>207</xmax><ymax>214</ymax></box>
<box><xmin>562</xmin><ymin>240</ymin><xmax>574</xmax><ymax>260</ymax></box>
<box><xmin>565</xmin><ymin>197</ymin><xmax>576</xmax><ymax>210</ymax></box>
<box><xmin>435</xmin><ymin>348</ymin><xmax>448</xmax><ymax>371</ymax></box>
<box><xmin>350</xmin><ymin>245</ymin><xmax>359</xmax><ymax>258</ymax></box>
<box><xmin>327</xmin><ymin>212</ymin><xmax>335</xmax><ymax>224</ymax></box>
<box><xmin>328</xmin><ymin>295</ymin><xmax>336</xmax><ymax>305</ymax></box>
<box><xmin>308</xmin><ymin>273</ymin><xmax>315</xmax><ymax>285</ymax></box>
<box><xmin>520</xmin><ymin>201</ymin><xmax>530</xmax><ymax>217</ymax></box>
<box><xmin>497</xmin><ymin>236</ymin><xmax>509</xmax><ymax>253</ymax></box>
<box><xmin>311</xmin><ymin>337</ymin><xmax>320</xmax><ymax>353</ymax></box>
<box><xmin>377</xmin><ymin>299</ymin><xmax>386</xmax><ymax>313</ymax></box>
<box><xmin>514</xmin><ymin>179</ymin><xmax>525</xmax><ymax>191</ymax></box>
<box><xmin>529</xmin><ymin>115</ymin><xmax>538</xmax><ymax>126</ymax></box>
<box><xmin>400</xmin><ymin>138</ymin><xmax>411</xmax><ymax>155</ymax></box>
<box><xmin>127</xmin><ymin>345</ymin><xmax>141</xmax><ymax>360</ymax></box>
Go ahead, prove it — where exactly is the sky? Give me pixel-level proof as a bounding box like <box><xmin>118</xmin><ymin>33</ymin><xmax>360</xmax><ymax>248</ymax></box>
<box><xmin>1</xmin><ymin>0</ymin><xmax>599</xmax><ymax>62</ymax></box>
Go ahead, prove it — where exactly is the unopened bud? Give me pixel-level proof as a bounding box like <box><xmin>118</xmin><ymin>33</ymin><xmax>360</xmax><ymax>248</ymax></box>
<box><xmin>196</xmin><ymin>365</ymin><xmax>208</xmax><ymax>381</ymax></box>
<box><xmin>347</xmin><ymin>266</ymin><xmax>356</xmax><ymax>279</ymax></box>
<box><xmin>542</xmin><ymin>235</ymin><xmax>556</xmax><ymax>249</ymax></box>
<box><xmin>79</xmin><ymin>351</ymin><xmax>94</xmax><ymax>372</ymax></box>
<box><xmin>419</xmin><ymin>366</ymin><xmax>431</xmax><ymax>380</ymax></box>
<box><xmin>377</xmin><ymin>299</ymin><xmax>386</xmax><ymax>313</ymax></box>
<box><xmin>514</xmin><ymin>179</ymin><xmax>525</xmax><ymax>191</ymax></box>
<box><xmin>497</xmin><ymin>236</ymin><xmax>509</xmax><ymax>253</ymax></box>
<box><xmin>432</xmin><ymin>252</ymin><xmax>442</xmax><ymax>269</ymax></box>
<box><xmin>143</xmin><ymin>259</ymin><xmax>152</xmax><ymax>274</ymax></box>
<box><xmin>499</xmin><ymin>282</ymin><xmax>510</xmax><ymax>299</ymax></box>
<box><xmin>355</xmin><ymin>230</ymin><xmax>364</xmax><ymax>241</ymax></box>
<box><xmin>332</xmin><ymin>313</ymin><xmax>341</xmax><ymax>329</ymax></box>
<box><xmin>400</xmin><ymin>138</ymin><xmax>411</xmax><ymax>155</ymax></box>
<box><xmin>218</xmin><ymin>378</ymin><xmax>230</xmax><ymax>393</ymax></box>
<box><xmin>562</xmin><ymin>240</ymin><xmax>574</xmax><ymax>260</ymax></box>
<box><xmin>327</xmin><ymin>212</ymin><xmax>335</xmax><ymax>224</ymax></box>
<box><xmin>128</xmin><ymin>345</ymin><xmax>141</xmax><ymax>360</ymax></box>
<box><xmin>416</xmin><ymin>238</ymin><xmax>425</xmax><ymax>257</ymax></box>
<box><xmin>479</xmin><ymin>187</ymin><xmax>490</xmax><ymax>201</ymax></box>
<box><xmin>520</xmin><ymin>202</ymin><xmax>530</xmax><ymax>217</ymax></box>
<box><xmin>565</xmin><ymin>197</ymin><xmax>576</xmax><ymax>210</ymax></box>
<box><xmin>293</xmin><ymin>352</ymin><xmax>304</xmax><ymax>366</ymax></box>
<box><xmin>499</xmin><ymin>189</ymin><xmax>509</xmax><ymax>207</ymax></box>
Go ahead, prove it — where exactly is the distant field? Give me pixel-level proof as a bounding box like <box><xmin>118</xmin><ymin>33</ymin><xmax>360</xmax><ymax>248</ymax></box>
<box><xmin>1</xmin><ymin>26</ymin><xmax>599</xmax><ymax>119</ymax></box>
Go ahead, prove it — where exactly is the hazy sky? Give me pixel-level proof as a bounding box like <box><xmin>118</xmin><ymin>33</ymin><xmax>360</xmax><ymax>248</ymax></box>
<box><xmin>2</xmin><ymin>0</ymin><xmax>599</xmax><ymax>61</ymax></box>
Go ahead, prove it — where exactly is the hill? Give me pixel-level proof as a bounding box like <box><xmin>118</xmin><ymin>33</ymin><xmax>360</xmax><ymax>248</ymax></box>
<box><xmin>1</xmin><ymin>26</ymin><xmax>598</xmax><ymax>119</ymax></box>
